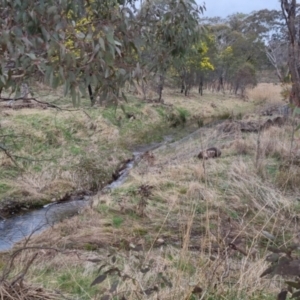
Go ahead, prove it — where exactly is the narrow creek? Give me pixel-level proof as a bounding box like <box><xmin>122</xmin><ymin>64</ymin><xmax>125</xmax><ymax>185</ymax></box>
<box><xmin>0</xmin><ymin>138</ymin><xmax>173</xmax><ymax>252</ymax></box>
<box><xmin>0</xmin><ymin>119</ymin><xmax>220</xmax><ymax>252</ymax></box>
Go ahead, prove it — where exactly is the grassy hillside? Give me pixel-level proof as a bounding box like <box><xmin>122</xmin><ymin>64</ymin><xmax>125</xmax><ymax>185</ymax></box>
<box><xmin>2</xmin><ymin>83</ymin><xmax>298</xmax><ymax>300</ymax></box>
<box><xmin>0</xmin><ymin>84</ymin><xmax>277</xmax><ymax>208</ymax></box>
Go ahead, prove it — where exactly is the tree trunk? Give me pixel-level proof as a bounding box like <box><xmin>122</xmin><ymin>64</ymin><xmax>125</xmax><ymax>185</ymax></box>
<box><xmin>184</xmin><ymin>85</ymin><xmax>188</xmax><ymax>96</ymax></box>
<box><xmin>181</xmin><ymin>80</ymin><xmax>185</xmax><ymax>93</ymax></box>
<box><xmin>289</xmin><ymin>43</ymin><xmax>300</xmax><ymax>106</ymax></box>
<box><xmin>265</xmin><ymin>47</ymin><xmax>284</xmax><ymax>82</ymax></box>
<box><xmin>21</xmin><ymin>83</ymin><xmax>30</xmax><ymax>103</ymax></box>
<box><xmin>235</xmin><ymin>82</ymin><xmax>239</xmax><ymax>95</ymax></box>
<box><xmin>88</xmin><ymin>84</ymin><xmax>94</xmax><ymax>106</ymax></box>
<box><xmin>181</xmin><ymin>71</ymin><xmax>186</xmax><ymax>93</ymax></box>
<box><xmin>281</xmin><ymin>0</ymin><xmax>300</xmax><ymax>106</ymax></box>
<box><xmin>158</xmin><ymin>74</ymin><xmax>165</xmax><ymax>102</ymax></box>
<box><xmin>198</xmin><ymin>76</ymin><xmax>203</xmax><ymax>95</ymax></box>
<box><xmin>141</xmin><ymin>79</ymin><xmax>147</xmax><ymax>101</ymax></box>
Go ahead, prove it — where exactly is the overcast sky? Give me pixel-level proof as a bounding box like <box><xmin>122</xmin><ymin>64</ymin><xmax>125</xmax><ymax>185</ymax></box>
<box><xmin>199</xmin><ymin>0</ymin><xmax>280</xmax><ymax>18</ymax></box>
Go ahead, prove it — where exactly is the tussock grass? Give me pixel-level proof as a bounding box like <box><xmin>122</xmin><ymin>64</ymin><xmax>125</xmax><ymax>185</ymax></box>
<box><xmin>162</xmin><ymin>87</ymin><xmax>255</xmax><ymax>120</ymax></box>
<box><xmin>1</xmin><ymin>84</ymin><xmax>279</xmax><ymax>206</ymax></box>
<box><xmin>0</xmin><ymin>96</ymin><xmax>180</xmax><ymax>204</ymax></box>
<box><xmin>0</xmin><ymin>108</ymin><xmax>131</xmax><ymax>204</ymax></box>
<box><xmin>14</xmin><ymin>119</ymin><xmax>300</xmax><ymax>299</ymax></box>
<box><xmin>246</xmin><ymin>83</ymin><xmax>284</xmax><ymax>105</ymax></box>
<box><xmin>4</xmin><ymin>83</ymin><xmax>299</xmax><ymax>299</ymax></box>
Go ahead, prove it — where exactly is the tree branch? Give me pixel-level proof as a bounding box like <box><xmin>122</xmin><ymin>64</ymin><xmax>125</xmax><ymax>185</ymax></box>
<box><xmin>0</xmin><ymin>143</ymin><xmax>21</xmax><ymax>169</ymax></box>
<box><xmin>10</xmin><ymin>252</ymin><xmax>38</xmax><ymax>286</ymax></box>
<box><xmin>0</xmin><ymin>96</ymin><xmax>79</xmax><ymax>112</ymax></box>
<box><xmin>1</xmin><ymin>246</ymin><xmax>65</xmax><ymax>281</ymax></box>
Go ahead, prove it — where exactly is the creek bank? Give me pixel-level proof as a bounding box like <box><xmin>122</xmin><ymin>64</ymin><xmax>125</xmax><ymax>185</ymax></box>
<box><xmin>0</xmin><ymin>117</ymin><xmax>215</xmax><ymax>219</ymax></box>
<box><xmin>0</xmin><ymin>112</ymin><xmax>255</xmax><ymax>251</ymax></box>
<box><xmin>218</xmin><ymin>116</ymin><xmax>287</xmax><ymax>133</ymax></box>
<box><xmin>0</xmin><ymin>199</ymin><xmax>90</xmax><ymax>252</ymax></box>
<box><xmin>0</xmin><ymin>157</ymin><xmax>134</xmax><ymax>219</ymax></box>
<box><xmin>0</xmin><ymin>109</ymin><xmax>286</xmax><ymax>219</ymax></box>
<box><xmin>0</xmin><ymin>138</ymin><xmax>169</xmax><ymax>251</ymax></box>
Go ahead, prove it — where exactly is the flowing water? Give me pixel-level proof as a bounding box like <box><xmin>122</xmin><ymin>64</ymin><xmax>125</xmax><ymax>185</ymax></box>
<box><xmin>0</xmin><ymin>200</ymin><xmax>88</xmax><ymax>251</ymax></box>
<box><xmin>0</xmin><ymin>140</ymin><xmax>169</xmax><ymax>252</ymax></box>
<box><xmin>0</xmin><ymin>121</ymin><xmax>218</xmax><ymax>252</ymax></box>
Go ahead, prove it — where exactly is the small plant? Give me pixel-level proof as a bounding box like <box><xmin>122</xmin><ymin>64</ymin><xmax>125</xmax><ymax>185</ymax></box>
<box><xmin>0</xmin><ymin>182</ymin><xmax>11</xmax><ymax>194</ymax></box>
<box><xmin>197</xmin><ymin>118</ymin><xmax>204</xmax><ymax>127</ymax></box>
<box><xmin>75</xmin><ymin>156</ymin><xmax>113</xmax><ymax>190</ymax></box>
<box><xmin>167</xmin><ymin>107</ymin><xmax>190</xmax><ymax>127</ymax></box>
<box><xmin>280</xmin><ymin>84</ymin><xmax>292</xmax><ymax>102</ymax></box>
<box><xmin>90</xmin><ymin>253</ymin><xmax>173</xmax><ymax>300</ymax></box>
<box><xmin>112</xmin><ymin>216</ymin><xmax>124</xmax><ymax>228</ymax></box>
<box><xmin>84</xmin><ymin>243</ymin><xmax>98</xmax><ymax>251</ymax></box>
<box><xmin>261</xmin><ymin>244</ymin><xmax>300</xmax><ymax>299</ymax></box>
<box><xmin>219</xmin><ymin>111</ymin><xmax>232</xmax><ymax>120</ymax></box>
<box><xmin>136</xmin><ymin>184</ymin><xmax>154</xmax><ymax>217</ymax></box>
<box><xmin>0</xmin><ymin>250</ymin><xmax>63</xmax><ymax>299</ymax></box>
<box><xmin>177</xmin><ymin>107</ymin><xmax>190</xmax><ymax>124</ymax></box>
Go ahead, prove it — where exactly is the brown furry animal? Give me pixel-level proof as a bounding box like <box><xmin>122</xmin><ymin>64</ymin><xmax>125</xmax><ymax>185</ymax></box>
<box><xmin>197</xmin><ymin>147</ymin><xmax>221</xmax><ymax>159</ymax></box>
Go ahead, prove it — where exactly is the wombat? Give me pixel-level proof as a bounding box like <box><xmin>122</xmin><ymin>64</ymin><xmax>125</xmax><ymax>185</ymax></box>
<box><xmin>197</xmin><ymin>147</ymin><xmax>221</xmax><ymax>159</ymax></box>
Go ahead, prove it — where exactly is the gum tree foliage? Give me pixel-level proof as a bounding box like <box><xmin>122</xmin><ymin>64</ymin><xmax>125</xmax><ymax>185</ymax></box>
<box><xmin>242</xmin><ymin>9</ymin><xmax>288</xmax><ymax>82</ymax></box>
<box><xmin>172</xmin><ymin>38</ymin><xmax>215</xmax><ymax>96</ymax></box>
<box><xmin>244</xmin><ymin>4</ymin><xmax>300</xmax><ymax>107</ymax></box>
<box><xmin>202</xmin><ymin>14</ymin><xmax>269</xmax><ymax>94</ymax></box>
<box><xmin>0</xmin><ymin>0</ymin><xmax>204</xmax><ymax>106</ymax></box>
<box><xmin>137</xmin><ymin>0</ymin><xmax>204</xmax><ymax>101</ymax></box>
<box><xmin>0</xmin><ymin>0</ymin><xmax>140</xmax><ymax>106</ymax></box>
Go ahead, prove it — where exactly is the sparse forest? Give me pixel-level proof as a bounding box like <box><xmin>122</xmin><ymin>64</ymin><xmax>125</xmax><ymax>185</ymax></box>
<box><xmin>0</xmin><ymin>0</ymin><xmax>287</xmax><ymax>103</ymax></box>
<box><xmin>1</xmin><ymin>1</ymin><xmax>300</xmax><ymax>300</ymax></box>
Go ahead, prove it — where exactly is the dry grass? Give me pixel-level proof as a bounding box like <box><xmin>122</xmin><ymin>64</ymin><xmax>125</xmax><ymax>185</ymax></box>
<box><xmin>0</xmin><ymin>108</ymin><xmax>130</xmax><ymax>204</ymax></box>
<box><xmin>0</xmin><ymin>83</ymin><xmax>265</xmax><ymax>205</ymax></box>
<box><xmin>3</xmin><ymin>83</ymin><xmax>298</xmax><ymax>299</ymax></box>
<box><xmin>0</xmin><ymin>280</ymin><xmax>60</xmax><ymax>300</ymax></box>
<box><xmin>162</xmin><ymin>83</ymin><xmax>286</xmax><ymax>122</ymax></box>
<box><xmin>246</xmin><ymin>83</ymin><xmax>285</xmax><ymax>106</ymax></box>
<box><xmin>1</xmin><ymin>96</ymin><xmax>175</xmax><ymax>204</ymax></box>
<box><xmin>9</xmin><ymin>117</ymin><xmax>300</xmax><ymax>299</ymax></box>
<box><xmin>162</xmin><ymin>87</ymin><xmax>255</xmax><ymax>120</ymax></box>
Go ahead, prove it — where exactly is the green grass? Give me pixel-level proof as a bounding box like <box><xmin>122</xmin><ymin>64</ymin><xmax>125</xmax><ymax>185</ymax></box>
<box><xmin>227</xmin><ymin>209</ymin><xmax>240</xmax><ymax>220</ymax></box>
<box><xmin>0</xmin><ymin>84</ymin><xmax>290</xmax><ymax>300</ymax></box>
<box><xmin>54</xmin><ymin>268</ymin><xmax>98</xmax><ymax>300</ymax></box>
<box><xmin>112</xmin><ymin>216</ymin><xmax>124</xmax><ymax>228</ymax></box>
<box><xmin>174</xmin><ymin>258</ymin><xmax>196</xmax><ymax>275</ymax></box>
<box><xmin>266</xmin><ymin>163</ymin><xmax>279</xmax><ymax>179</ymax></box>
<box><xmin>102</xmin><ymin>106</ymin><xmax>119</xmax><ymax>125</ymax></box>
<box><xmin>0</xmin><ymin>182</ymin><xmax>11</xmax><ymax>194</ymax></box>
<box><xmin>29</xmin><ymin>263</ymin><xmax>100</xmax><ymax>299</ymax></box>
<box><xmin>133</xmin><ymin>227</ymin><xmax>148</xmax><ymax>236</ymax></box>
<box><xmin>0</xmin><ymin>168</ymin><xmax>19</xmax><ymax>180</ymax></box>
<box><xmin>205</xmin><ymin>293</ymin><xmax>275</xmax><ymax>300</ymax></box>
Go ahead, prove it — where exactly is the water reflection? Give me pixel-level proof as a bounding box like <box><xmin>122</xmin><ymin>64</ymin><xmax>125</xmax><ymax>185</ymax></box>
<box><xmin>0</xmin><ymin>200</ymin><xmax>87</xmax><ymax>251</ymax></box>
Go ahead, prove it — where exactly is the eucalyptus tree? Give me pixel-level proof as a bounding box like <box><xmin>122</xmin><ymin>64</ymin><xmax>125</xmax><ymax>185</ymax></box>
<box><xmin>137</xmin><ymin>0</ymin><xmax>205</xmax><ymax>101</ymax></box>
<box><xmin>174</xmin><ymin>36</ymin><xmax>215</xmax><ymax>96</ymax></box>
<box><xmin>0</xmin><ymin>0</ymin><xmax>142</xmax><ymax>106</ymax></box>
<box><xmin>243</xmin><ymin>9</ymin><xmax>288</xmax><ymax>82</ymax></box>
<box><xmin>0</xmin><ymin>0</ymin><xmax>135</xmax><ymax>105</ymax></box>
<box><xmin>0</xmin><ymin>0</ymin><xmax>206</xmax><ymax>105</ymax></box>
<box><xmin>202</xmin><ymin>12</ymin><xmax>271</xmax><ymax>94</ymax></box>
